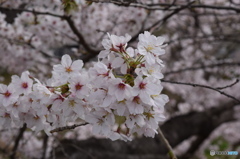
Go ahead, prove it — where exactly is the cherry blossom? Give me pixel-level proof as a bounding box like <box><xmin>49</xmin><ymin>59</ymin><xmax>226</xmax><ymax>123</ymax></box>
<box><xmin>132</xmin><ymin>76</ymin><xmax>162</xmax><ymax>105</ymax></box>
<box><xmin>126</xmin><ymin>96</ymin><xmax>144</xmax><ymax>115</ymax></box>
<box><xmin>0</xmin><ymin>84</ymin><xmax>18</xmax><ymax>107</ymax></box>
<box><xmin>68</xmin><ymin>74</ymin><xmax>89</xmax><ymax>99</ymax></box>
<box><xmin>53</xmin><ymin>54</ymin><xmax>83</xmax><ymax>79</ymax></box>
<box><xmin>108</xmin><ymin>78</ymin><xmax>133</xmax><ymax>101</ymax></box>
<box><xmin>11</xmin><ymin>71</ymin><xmax>33</xmax><ymax>95</ymax></box>
<box><xmin>0</xmin><ymin>31</ymin><xmax>168</xmax><ymax>141</ymax></box>
<box><xmin>100</xmin><ymin>33</ymin><xmax>131</xmax><ymax>57</ymax></box>
<box><xmin>138</xmin><ymin>31</ymin><xmax>166</xmax><ymax>65</ymax></box>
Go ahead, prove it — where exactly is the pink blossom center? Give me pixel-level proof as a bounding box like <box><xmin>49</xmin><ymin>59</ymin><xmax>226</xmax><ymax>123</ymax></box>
<box><xmin>116</xmin><ymin>43</ymin><xmax>125</xmax><ymax>52</ymax></box>
<box><xmin>29</xmin><ymin>98</ymin><xmax>33</xmax><ymax>103</ymax></box>
<box><xmin>118</xmin><ymin>83</ymin><xmax>126</xmax><ymax>90</ymax></box>
<box><xmin>65</xmin><ymin>67</ymin><xmax>72</xmax><ymax>73</ymax></box>
<box><xmin>4</xmin><ymin>91</ymin><xmax>11</xmax><ymax>97</ymax></box>
<box><xmin>139</xmin><ymin>82</ymin><xmax>146</xmax><ymax>89</ymax></box>
<box><xmin>75</xmin><ymin>83</ymin><xmax>83</xmax><ymax>91</ymax></box>
<box><xmin>133</xmin><ymin>96</ymin><xmax>140</xmax><ymax>104</ymax></box>
<box><xmin>34</xmin><ymin>116</ymin><xmax>40</xmax><ymax>120</ymax></box>
<box><xmin>22</xmin><ymin>82</ymin><xmax>28</xmax><ymax>89</ymax></box>
<box><xmin>4</xmin><ymin>113</ymin><xmax>10</xmax><ymax>118</ymax></box>
<box><xmin>13</xmin><ymin>103</ymin><xmax>19</xmax><ymax>108</ymax></box>
<box><xmin>54</xmin><ymin>95</ymin><xmax>64</xmax><ymax>102</ymax></box>
<box><xmin>107</xmin><ymin>63</ymin><xmax>112</xmax><ymax>69</ymax></box>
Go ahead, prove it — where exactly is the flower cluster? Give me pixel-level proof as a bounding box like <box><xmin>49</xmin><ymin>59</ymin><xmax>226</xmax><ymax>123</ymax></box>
<box><xmin>0</xmin><ymin>31</ymin><xmax>168</xmax><ymax>141</ymax></box>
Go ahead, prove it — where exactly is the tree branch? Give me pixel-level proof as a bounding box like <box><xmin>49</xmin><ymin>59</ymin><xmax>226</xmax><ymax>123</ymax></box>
<box><xmin>130</xmin><ymin>1</ymin><xmax>195</xmax><ymax>43</ymax></box>
<box><xmin>161</xmin><ymin>79</ymin><xmax>240</xmax><ymax>104</ymax></box>
<box><xmin>0</xmin><ymin>7</ymin><xmax>63</xmax><ymax>18</ymax></box>
<box><xmin>10</xmin><ymin>123</ymin><xmax>27</xmax><ymax>159</ymax></box>
<box><xmin>62</xmin><ymin>16</ymin><xmax>100</xmax><ymax>62</ymax></box>
<box><xmin>215</xmin><ymin>79</ymin><xmax>239</xmax><ymax>90</ymax></box>
<box><xmin>87</xmin><ymin>1</ymin><xmax>240</xmax><ymax>13</ymax></box>
<box><xmin>50</xmin><ymin>122</ymin><xmax>88</xmax><ymax>133</ymax></box>
<box><xmin>165</xmin><ymin>61</ymin><xmax>240</xmax><ymax>75</ymax></box>
<box><xmin>147</xmin><ymin>1</ymin><xmax>195</xmax><ymax>32</ymax></box>
<box><xmin>0</xmin><ymin>6</ymin><xmax>100</xmax><ymax>62</ymax></box>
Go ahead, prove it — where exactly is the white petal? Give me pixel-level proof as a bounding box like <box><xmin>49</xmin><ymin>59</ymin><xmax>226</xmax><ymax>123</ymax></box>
<box><xmin>72</xmin><ymin>60</ymin><xmax>83</xmax><ymax>70</ymax></box>
<box><xmin>145</xmin><ymin>54</ymin><xmax>155</xmax><ymax>65</ymax></box>
<box><xmin>146</xmin><ymin>83</ymin><xmax>160</xmax><ymax>95</ymax></box>
<box><xmin>126</xmin><ymin>47</ymin><xmax>134</xmax><ymax>57</ymax></box>
<box><xmin>117</xmin><ymin>104</ymin><xmax>126</xmax><ymax>116</ymax></box>
<box><xmin>135</xmin><ymin>104</ymin><xmax>144</xmax><ymax>114</ymax></box>
<box><xmin>53</xmin><ymin>64</ymin><xmax>65</xmax><ymax>73</ymax></box>
<box><xmin>136</xmin><ymin>115</ymin><xmax>145</xmax><ymax>126</ymax></box>
<box><xmin>115</xmin><ymin>90</ymin><xmax>125</xmax><ymax>101</ymax></box>
<box><xmin>120</xmin><ymin>64</ymin><xmax>127</xmax><ymax>74</ymax></box>
<box><xmin>112</xmin><ymin>57</ymin><xmax>124</xmax><ymax>68</ymax></box>
<box><xmin>98</xmin><ymin>50</ymin><xmax>110</xmax><ymax>58</ymax></box>
<box><xmin>61</xmin><ymin>54</ymin><xmax>72</xmax><ymax>67</ymax></box>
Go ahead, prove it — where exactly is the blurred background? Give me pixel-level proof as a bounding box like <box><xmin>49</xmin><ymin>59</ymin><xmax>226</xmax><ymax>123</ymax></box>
<box><xmin>0</xmin><ymin>0</ymin><xmax>240</xmax><ymax>158</ymax></box>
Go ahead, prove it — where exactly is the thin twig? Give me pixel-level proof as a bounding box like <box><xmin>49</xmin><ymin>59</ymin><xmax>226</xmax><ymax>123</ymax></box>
<box><xmin>215</xmin><ymin>79</ymin><xmax>239</xmax><ymax>90</ymax></box>
<box><xmin>149</xmin><ymin>1</ymin><xmax>196</xmax><ymax>31</ymax></box>
<box><xmin>161</xmin><ymin>80</ymin><xmax>240</xmax><ymax>104</ymax></box>
<box><xmin>157</xmin><ymin>127</ymin><xmax>177</xmax><ymax>159</ymax></box>
<box><xmin>63</xmin><ymin>16</ymin><xmax>97</xmax><ymax>53</ymax></box>
<box><xmin>87</xmin><ymin>1</ymin><xmax>240</xmax><ymax>13</ymax></box>
<box><xmin>0</xmin><ymin>7</ymin><xmax>63</xmax><ymax>18</ymax></box>
<box><xmin>50</xmin><ymin>122</ymin><xmax>88</xmax><ymax>133</ymax></box>
<box><xmin>0</xmin><ymin>34</ymin><xmax>52</xmax><ymax>58</ymax></box>
<box><xmin>165</xmin><ymin>61</ymin><xmax>240</xmax><ymax>75</ymax></box>
<box><xmin>129</xmin><ymin>1</ymin><xmax>196</xmax><ymax>43</ymax></box>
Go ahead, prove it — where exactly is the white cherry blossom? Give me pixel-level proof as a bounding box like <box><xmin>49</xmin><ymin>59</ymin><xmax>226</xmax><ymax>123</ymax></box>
<box><xmin>53</xmin><ymin>54</ymin><xmax>83</xmax><ymax>77</ymax></box>
<box><xmin>0</xmin><ymin>84</ymin><xmax>18</xmax><ymax>107</ymax></box>
<box><xmin>0</xmin><ymin>31</ymin><xmax>169</xmax><ymax>141</ymax></box>
<box><xmin>126</xmin><ymin>96</ymin><xmax>145</xmax><ymax>115</ymax></box>
<box><xmin>132</xmin><ymin>76</ymin><xmax>161</xmax><ymax>105</ymax></box>
<box><xmin>108</xmin><ymin>78</ymin><xmax>132</xmax><ymax>101</ymax></box>
<box><xmin>69</xmin><ymin>74</ymin><xmax>89</xmax><ymax>99</ymax></box>
<box><xmin>11</xmin><ymin>71</ymin><xmax>33</xmax><ymax>95</ymax></box>
<box><xmin>138</xmin><ymin>31</ymin><xmax>166</xmax><ymax>65</ymax></box>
